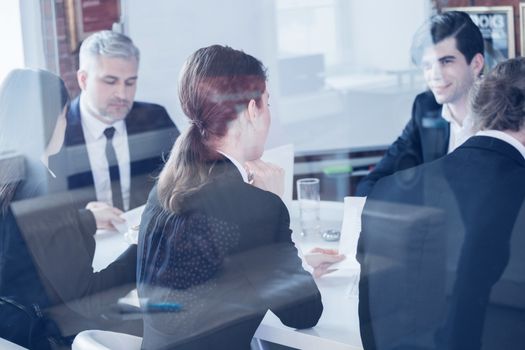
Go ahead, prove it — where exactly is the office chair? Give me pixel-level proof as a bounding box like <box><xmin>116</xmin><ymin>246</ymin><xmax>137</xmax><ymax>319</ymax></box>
<box><xmin>72</xmin><ymin>330</ymin><xmax>142</xmax><ymax>350</ymax></box>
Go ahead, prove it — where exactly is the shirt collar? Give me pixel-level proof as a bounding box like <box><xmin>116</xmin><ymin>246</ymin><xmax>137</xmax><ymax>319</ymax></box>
<box><xmin>79</xmin><ymin>94</ymin><xmax>126</xmax><ymax>140</ymax></box>
<box><xmin>441</xmin><ymin>104</ymin><xmax>461</xmax><ymax>128</ymax></box>
<box><xmin>476</xmin><ymin>130</ymin><xmax>525</xmax><ymax>160</ymax></box>
<box><xmin>216</xmin><ymin>150</ymin><xmax>249</xmax><ymax>183</ymax></box>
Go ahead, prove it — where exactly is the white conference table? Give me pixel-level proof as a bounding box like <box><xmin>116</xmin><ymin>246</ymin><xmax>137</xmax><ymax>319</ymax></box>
<box><xmin>93</xmin><ymin>201</ymin><xmax>363</xmax><ymax>350</ymax></box>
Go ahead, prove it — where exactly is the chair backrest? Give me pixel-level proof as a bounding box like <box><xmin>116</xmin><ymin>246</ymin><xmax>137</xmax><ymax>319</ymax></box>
<box><xmin>72</xmin><ymin>330</ymin><xmax>142</xmax><ymax>350</ymax></box>
<box><xmin>139</xmin><ymin>243</ymin><xmax>322</xmax><ymax>350</ymax></box>
<box><xmin>0</xmin><ymin>337</ymin><xmax>29</xmax><ymax>350</ymax></box>
<box><xmin>359</xmin><ymin>199</ymin><xmax>448</xmax><ymax>349</ymax></box>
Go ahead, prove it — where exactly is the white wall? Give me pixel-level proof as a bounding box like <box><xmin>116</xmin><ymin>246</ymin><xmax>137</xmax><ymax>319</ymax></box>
<box><xmin>122</xmin><ymin>0</ymin><xmax>432</xmax><ymax>153</ymax></box>
<box><xmin>19</xmin><ymin>0</ymin><xmax>49</xmax><ymax>72</ymax></box>
<box><xmin>0</xmin><ymin>1</ymin><xmax>25</xmax><ymax>83</ymax></box>
<box><xmin>123</xmin><ymin>0</ymin><xmax>287</xmax><ymax>147</ymax></box>
<box><xmin>346</xmin><ymin>0</ymin><xmax>428</xmax><ymax>72</ymax></box>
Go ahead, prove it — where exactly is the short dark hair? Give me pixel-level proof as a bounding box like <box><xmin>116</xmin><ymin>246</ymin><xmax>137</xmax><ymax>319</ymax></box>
<box><xmin>411</xmin><ymin>11</ymin><xmax>484</xmax><ymax>66</ymax></box>
<box><xmin>471</xmin><ymin>57</ymin><xmax>525</xmax><ymax>132</ymax></box>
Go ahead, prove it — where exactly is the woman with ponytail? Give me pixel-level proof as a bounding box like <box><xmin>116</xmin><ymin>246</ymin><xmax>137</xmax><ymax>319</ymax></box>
<box><xmin>137</xmin><ymin>45</ymin><xmax>322</xmax><ymax>349</ymax></box>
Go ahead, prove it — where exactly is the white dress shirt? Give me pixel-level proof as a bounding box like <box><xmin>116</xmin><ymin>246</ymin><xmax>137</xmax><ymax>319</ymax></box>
<box><xmin>216</xmin><ymin>150</ymin><xmax>249</xmax><ymax>183</ymax></box>
<box><xmin>80</xmin><ymin>95</ymin><xmax>131</xmax><ymax>210</ymax></box>
<box><xmin>442</xmin><ymin>104</ymin><xmax>476</xmax><ymax>153</ymax></box>
<box><xmin>476</xmin><ymin>130</ymin><xmax>525</xmax><ymax>160</ymax></box>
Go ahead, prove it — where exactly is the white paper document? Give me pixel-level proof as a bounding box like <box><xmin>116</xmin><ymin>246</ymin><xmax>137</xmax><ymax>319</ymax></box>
<box><xmin>118</xmin><ymin>288</ymin><xmax>141</xmax><ymax>307</ymax></box>
<box><xmin>261</xmin><ymin>143</ymin><xmax>294</xmax><ymax>212</ymax></box>
<box><xmin>112</xmin><ymin>204</ymin><xmax>146</xmax><ymax>235</ymax></box>
<box><xmin>345</xmin><ymin>272</ymin><xmax>360</xmax><ymax>299</ymax></box>
<box><xmin>109</xmin><ymin>145</ymin><xmax>292</xmax><ymax>237</ymax></box>
<box><xmin>332</xmin><ymin>196</ymin><xmax>366</xmax><ymax>270</ymax></box>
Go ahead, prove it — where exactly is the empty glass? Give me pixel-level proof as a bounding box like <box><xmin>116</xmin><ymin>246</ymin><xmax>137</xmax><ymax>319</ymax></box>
<box><xmin>296</xmin><ymin>178</ymin><xmax>320</xmax><ymax>236</ymax></box>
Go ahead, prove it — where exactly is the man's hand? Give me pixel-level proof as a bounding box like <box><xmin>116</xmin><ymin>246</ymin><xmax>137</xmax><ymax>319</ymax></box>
<box><xmin>304</xmin><ymin>248</ymin><xmax>346</xmax><ymax>278</ymax></box>
<box><xmin>86</xmin><ymin>201</ymin><xmax>125</xmax><ymax>230</ymax></box>
<box><xmin>245</xmin><ymin>159</ymin><xmax>284</xmax><ymax>198</ymax></box>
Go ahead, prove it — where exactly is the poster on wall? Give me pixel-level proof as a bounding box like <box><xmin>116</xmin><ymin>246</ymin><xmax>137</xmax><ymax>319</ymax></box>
<box><xmin>445</xmin><ymin>6</ymin><xmax>515</xmax><ymax>69</ymax></box>
<box><xmin>65</xmin><ymin>0</ymin><xmax>121</xmax><ymax>51</ymax></box>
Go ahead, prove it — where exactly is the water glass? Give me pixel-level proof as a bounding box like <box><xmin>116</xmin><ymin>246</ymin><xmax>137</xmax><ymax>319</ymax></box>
<box><xmin>296</xmin><ymin>178</ymin><xmax>320</xmax><ymax>236</ymax></box>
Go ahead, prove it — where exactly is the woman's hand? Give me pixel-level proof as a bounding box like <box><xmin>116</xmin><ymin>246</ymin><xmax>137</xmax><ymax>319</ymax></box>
<box><xmin>86</xmin><ymin>201</ymin><xmax>125</xmax><ymax>230</ymax></box>
<box><xmin>245</xmin><ymin>159</ymin><xmax>285</xmax><ymax>198</ymax></box>
<box><xmin>304</xmin><ymin>248</ymin><xmax>346</xmax><ymax>278</ymax></box>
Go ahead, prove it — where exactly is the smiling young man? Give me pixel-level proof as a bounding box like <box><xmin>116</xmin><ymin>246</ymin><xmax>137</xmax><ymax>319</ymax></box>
<box><xmin>53</xmin><ymin>31</ymin><xmax>179</xmax><ymax>227</ymax></box>
<box><xmin>357</xmin><ymin>56</ymin><xmax>525</xmax><ymax>350</ymax></box>
<box><xmin>356</xmin><ymin>11</ymin><xmax>484</xmax><ymax>196</ymax></box>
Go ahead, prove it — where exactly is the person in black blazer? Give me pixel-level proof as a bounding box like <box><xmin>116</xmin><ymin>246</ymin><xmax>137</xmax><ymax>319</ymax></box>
<box><xmin>48</xmin><ymin>30</ymin><xmax>179</xmax><ymax>230</ymax></box>
<box><xmin>0</xmin><ymin>69</ymin><xmax>139</xmax><ymax>348</ymax></box>
<box><xmin>357</xmin><ymin>57</ymin><xmax>525</xmax><ymax>350</ymax></box>
<box><xmin>356</xmin><ymin>11</ymin><xmax>485</xmax><ymax>196</ymax></box>
<box><xmin>57</xmin><ymin>96</ymin><xmax>178</xmax><ymax>210</ymax></box>
<box><xmin>138</xmin><ymin>45</ymin><xmax>323</xmax><ymax>350</ymax></box>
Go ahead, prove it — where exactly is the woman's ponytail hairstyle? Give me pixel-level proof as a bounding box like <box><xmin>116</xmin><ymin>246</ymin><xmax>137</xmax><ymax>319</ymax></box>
<box><xmin>158</xmin><ymin>45</ymin><xmax>267</xmax><ymax>213</ymax></box>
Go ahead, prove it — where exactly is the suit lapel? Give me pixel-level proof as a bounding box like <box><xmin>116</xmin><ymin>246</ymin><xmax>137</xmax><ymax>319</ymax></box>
<box><xmin>63</xmin><ymin>97</ymin><xmax>95</xmax><ymax>189</ymax></box>
<box><xmin>420</xmin><ymin>108</ymin><xmax>450</xmax><ymax>162</ymax></box>
<box><xmin>65</xmin><ymin>97</ymin><xmax>87</xmax><ymax>146</ymax></box>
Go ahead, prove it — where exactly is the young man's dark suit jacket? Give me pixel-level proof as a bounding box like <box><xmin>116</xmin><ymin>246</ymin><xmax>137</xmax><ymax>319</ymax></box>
<box><xmin>357</xmin><ymin>136</ymin><xmax>525</xmax><ymax>350</ymax></box>
<box><xmin>50</xmin><ymin>96</ymin><xmax>179</xmax><ymax>209</ymax></box>
<box><xmin>138</xmin><ymin>158</ymin><xmax>323</xmax><ymax>350</ymax></box>
<box><xmin>356</xmin><ymin>91</ymin><xmax>447</xmax><ymax>196</ymax></box>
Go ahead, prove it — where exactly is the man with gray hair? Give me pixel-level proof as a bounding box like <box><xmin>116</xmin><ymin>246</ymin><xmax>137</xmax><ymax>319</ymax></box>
<box><xmin>54</xmin><ymin>30</ymin><xmax>179</xmax><ymax>228</ymax></box>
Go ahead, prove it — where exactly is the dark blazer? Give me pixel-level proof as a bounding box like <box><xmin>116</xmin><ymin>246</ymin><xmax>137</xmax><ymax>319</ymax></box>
<box><xmin>9</xmin><ymin>189</ymin><xmax>140</xmax><ymax>338</ymax></box>
<box><xmin>357</xmin><ymin>136</ymin><xmax>525</xmax><ymax>350</ymax></box>
<box><xmin>0</xmin><ymin>207</ymin><xmax>51</xmax><ymax>347</ymax></box>
<box><xmin>138</xmin><ymin>158</ymin><xmax>323</xmax><ymax>350</ymax></box>
<box><xmin>356</xmin><ymin>91</ymin><xmax>448</xmax><ymax>196</ymax></box>
<box><xmin>50</xmin><ymin>96</ymin><xmax>179</xmax><ymax>208</ymax></box>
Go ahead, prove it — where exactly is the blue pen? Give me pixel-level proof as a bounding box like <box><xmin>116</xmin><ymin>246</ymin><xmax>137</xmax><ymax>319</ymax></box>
<box><xmin>144</xmin><ymin>301</ymin><xmax>183</xmax><ymax>313</ymax></box>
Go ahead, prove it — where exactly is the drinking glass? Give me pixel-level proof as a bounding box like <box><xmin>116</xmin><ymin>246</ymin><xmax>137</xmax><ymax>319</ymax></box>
<box><xmin>296</xmin><ymin>178</ymin><xmax>320</xmax><ymax>236</ymax></box>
